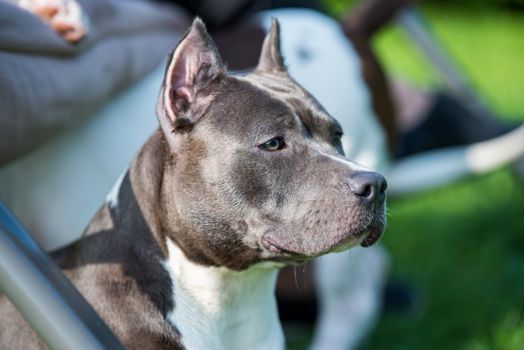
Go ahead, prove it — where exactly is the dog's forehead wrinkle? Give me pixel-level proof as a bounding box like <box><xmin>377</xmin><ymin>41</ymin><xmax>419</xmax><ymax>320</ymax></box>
<box><xmin>239</xmin><ymin>74</ymin><xmax>304</xmax><ymax>106</ymax></box>
<box><xmin>240</xmin><ymin>74</ymin><xmax>337</xmax><ymax>143</ymax></box>
<box><xmin>292</xmin><ymin>105</ymin><xmax>339</xmax><ymax>144</ymax></box>
<box><xmin>242</xmin><ymin>71</ymin><xmax>297</xmax><ymax>93</ymax></box>
<box><xmin>201</xmin><ymin>77</ymin><xmax>301</xmax><ymax>141</ymax></box>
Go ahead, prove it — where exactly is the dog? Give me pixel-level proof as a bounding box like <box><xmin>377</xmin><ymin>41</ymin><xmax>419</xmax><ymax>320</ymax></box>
<box><xmin>0</xmin><ymin>18</ymin><xmax>387</xmax><ymax>349</ymax></box>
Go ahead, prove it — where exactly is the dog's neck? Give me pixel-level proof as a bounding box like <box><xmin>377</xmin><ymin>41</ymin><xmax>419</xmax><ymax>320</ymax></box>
<box><xmin>125</xmin><ymin>131</ymin><xmax>284</xmax><ymax>349</ymax></box>
<box><xmin>163</xmin><ymin>238</ymin><xmax>283</xmax><ymax>349</ymax></box>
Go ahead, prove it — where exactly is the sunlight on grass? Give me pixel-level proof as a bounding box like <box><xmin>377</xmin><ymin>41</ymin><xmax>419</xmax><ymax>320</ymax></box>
<box><xmin>466</xmin><ymin>312</ymin><xmax>524</xmax><ymax>350</ymax></box>
<box><xmin>365</xmin><ymin>169</ymin><xmax>524</xmax><ymax>350</ymax></box>
<box><xmin>373</xmin><ymin>4</ymin><xmax>524</xmax><ymax>119</ymax></box>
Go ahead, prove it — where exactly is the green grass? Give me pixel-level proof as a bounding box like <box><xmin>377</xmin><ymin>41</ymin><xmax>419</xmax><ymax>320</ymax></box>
<box><xmin>289</xmin><ymin>2</ymin><xmax>524</xmax><ymax>349</ymax></box>
<box><xmin>364</xmin><ymin>170</ymin><xmax>524</xmax><ymax>350</ymax></box>
<box><xmin>372</xmin><ymin>4</ymin><xmax>524</xmax><ymax>119</ymax></box>
<box><xmin>364</xmin><ymin>3</ymin><xmax>524</xmax><ymax>349</ymax></box>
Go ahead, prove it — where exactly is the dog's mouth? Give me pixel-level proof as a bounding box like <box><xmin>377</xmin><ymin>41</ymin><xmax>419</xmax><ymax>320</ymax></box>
<box><xmin>262</xmin><ymin>236</ymin><xmax>307</xmax><ymax>257</ymax></box>
<box><xmin>260</xmin><ymin>236</ymin><xmax>310</xmax><ymax>264</ymax></box>
<box><xmin>260</xmin><ymin>215</ymin><xmax>385</xmax><ymax>262</ymax></box>
<box><xmin>359</xmin><ymin>223</ymin><xmax>384</xmax><ymax>247</ymax></box>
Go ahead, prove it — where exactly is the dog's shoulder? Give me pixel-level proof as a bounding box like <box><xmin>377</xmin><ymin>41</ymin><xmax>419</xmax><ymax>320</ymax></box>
<box><xmin>46</xmin><ymin>198</ymin><xmax>182</xmax><ymax>349</ymax></box>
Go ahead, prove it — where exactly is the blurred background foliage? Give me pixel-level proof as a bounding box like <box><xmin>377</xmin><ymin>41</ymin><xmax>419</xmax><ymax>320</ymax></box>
<box><xmin>288</xmin><ymin>1</ymin><xmax>524</xmax><ymax>349</ymax></box>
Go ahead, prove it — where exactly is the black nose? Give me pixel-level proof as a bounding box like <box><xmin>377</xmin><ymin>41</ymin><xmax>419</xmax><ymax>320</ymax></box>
<box><xmin>348</xmin><ymin>171</ymin><xmax>387</xmax><ymax>204</ymax></box>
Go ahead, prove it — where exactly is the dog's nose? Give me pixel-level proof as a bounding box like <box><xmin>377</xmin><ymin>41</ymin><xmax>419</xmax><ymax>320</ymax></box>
<box><xmin>348</xmin><ymin>171</ymin><xmax>387</xmax><ymax>204</ymax></box>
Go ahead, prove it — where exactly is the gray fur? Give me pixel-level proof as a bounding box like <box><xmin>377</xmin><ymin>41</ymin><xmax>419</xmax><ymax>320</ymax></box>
<box><xmin>0</xmin><ymin>18</ymin><xmax>386</xmax><ymax>349</ymax></box>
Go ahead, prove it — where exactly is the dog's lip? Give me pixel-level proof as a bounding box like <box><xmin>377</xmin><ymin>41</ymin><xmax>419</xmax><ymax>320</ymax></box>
<box><xmin>261</xmin><ymin>234</ymin><xmax>314</xmax><ymax>264</ymax></box>
<box><xmin>261</xmin><ymin>235</ymin><xmax>308</xmax><ymax>258</ymax></box>
<box><xmin>261</xmin><ymin>214</ymin><xmax>386</xmax><ymax>257</ymax></box>
<box><xmin>262</xmin><ymin>228</ymin><xmax>383</xmax><ymax>257</ymax></box>
<box><xmin>359</xmin><ymin>225</ymin><xmax>384</xmax><ymax>247</ymax></box>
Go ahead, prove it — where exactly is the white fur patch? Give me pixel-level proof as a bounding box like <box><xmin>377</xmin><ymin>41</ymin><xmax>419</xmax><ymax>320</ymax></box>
<box><xmin>105</xmin><ymin>169</ymin><xmax>127</xmax><ymax>209</ymax></box>
<box><xmin>162</xmin><ymin>239</ymin><xmax>284</xmax><ymax>350</ymax></box>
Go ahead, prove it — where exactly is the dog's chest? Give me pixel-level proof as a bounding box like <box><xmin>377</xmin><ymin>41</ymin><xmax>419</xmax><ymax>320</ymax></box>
<box><xmin>162</xmin><ymin>239</ymin><xmax>284</xmax><ymax>350</ymax></box>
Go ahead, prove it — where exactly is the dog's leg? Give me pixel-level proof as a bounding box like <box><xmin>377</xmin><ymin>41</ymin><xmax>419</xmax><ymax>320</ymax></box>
<box><xmin>387</xmin><ymin>124</ymin><xmax>524</xmax><ymax>196</ymax></box>
<box><xmin>311</xmin><ymin>247</ymin><xmax>389</xmax><ymax>350</ymax></box>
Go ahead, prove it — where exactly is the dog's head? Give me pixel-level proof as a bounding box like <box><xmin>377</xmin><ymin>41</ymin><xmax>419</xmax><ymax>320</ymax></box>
<box><xmin>156</xmin><ymin>18</ymin><xmax>387</xmax><ymax>270</ymax></box>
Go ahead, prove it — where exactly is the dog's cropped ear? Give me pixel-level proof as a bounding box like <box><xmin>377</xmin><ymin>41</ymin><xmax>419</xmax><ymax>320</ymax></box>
<box><xmin>157</xmin><ymin>17</ymin><xmax>226</xmax><ymax>150</ymax></box>
<box><xmin>256</xmin><ymin>19</ymin><xmax>286</xmax><ymax>73</ymax></box>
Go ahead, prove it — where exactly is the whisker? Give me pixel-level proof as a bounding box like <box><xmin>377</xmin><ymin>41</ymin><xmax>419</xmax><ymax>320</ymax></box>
<box><xmin>302</xmin><ymin>262</ymin><xmax>308</xmax><ymax>289</ymax></box>
<box><xmin>293</xmin><ymin>265</ymin><xmax>300</xmax><ymax>290</ymax></box>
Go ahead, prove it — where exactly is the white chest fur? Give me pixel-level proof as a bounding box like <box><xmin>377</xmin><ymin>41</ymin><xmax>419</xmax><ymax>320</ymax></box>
<box><xmin>163</xmin><ymin>239</ymin><xmax>284</xmax><ymax>350</ymax></box>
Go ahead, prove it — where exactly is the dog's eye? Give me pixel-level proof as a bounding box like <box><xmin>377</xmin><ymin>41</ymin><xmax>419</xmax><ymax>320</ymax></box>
<box><xmin>259</xmin><ymin>137</ymin><xmax>286</xmax><ymax>152</ymax></box>
<box><xmin>334</xmin><ymin>130</ymin><xmax>343</xmax><ymax>140</ymax></box>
